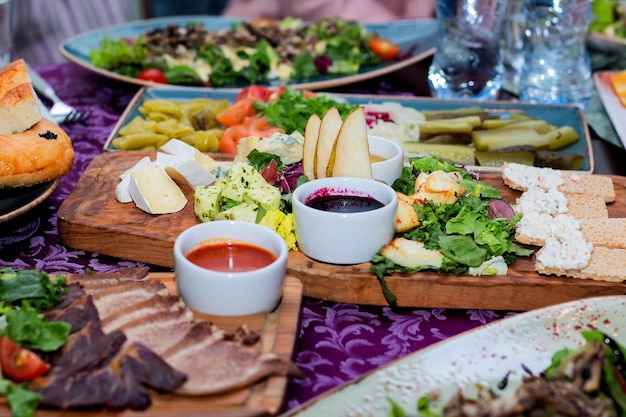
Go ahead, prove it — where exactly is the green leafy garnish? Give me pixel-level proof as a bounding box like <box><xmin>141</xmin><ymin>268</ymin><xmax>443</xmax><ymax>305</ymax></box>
<box><xmin>370</xmin><ymin>157</ymin><xmax>532</xmax><ymax>305</ymax></box>
<box><xmin>253</xmin><ymin>87</ymin><xmax>357</xmax><ymax>134</ymax></box>
<box><xmin>0</xmin><ymin>268</ymin><xmax>70</xmax><ymax>417</ymax></box>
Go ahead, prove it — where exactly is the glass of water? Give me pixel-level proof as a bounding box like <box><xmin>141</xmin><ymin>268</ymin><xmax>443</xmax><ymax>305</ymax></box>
<box><xmin>0</xmin><ymin>0</ymin><xmax>12</xmax><ymax>67</ymax></box>
<box><xmin>518</xmin><ymin>0</ymin><xmax>594</xmax><ymax>109</ymax></box>
<box><xmin>428</xmin><ymin>0</ymin><xmax>510</xmax><ymax>101</ymax></box>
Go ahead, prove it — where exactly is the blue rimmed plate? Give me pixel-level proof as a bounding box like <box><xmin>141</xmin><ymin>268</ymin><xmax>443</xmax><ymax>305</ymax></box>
<box><xmin>104</xmin><ymin>87</ymin><xmax>594</xmax><ymax>173</ymax></box>
<box><xmin>59</xmin><ymin>16</ymin><xmax>438</xmax><ymax>91</ymax></box>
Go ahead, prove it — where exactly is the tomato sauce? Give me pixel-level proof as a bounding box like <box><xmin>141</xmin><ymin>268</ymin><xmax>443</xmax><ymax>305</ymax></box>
<box><xmin>186</xmin><ymin>242</ymin><xmax>276</xmax><ymax>272</ymax></box>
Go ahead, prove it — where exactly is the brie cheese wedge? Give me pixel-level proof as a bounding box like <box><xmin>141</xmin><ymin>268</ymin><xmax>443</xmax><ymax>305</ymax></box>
<box><xmin>160</xmin><ymin>138</ymin><xmax>217</xmax><ymax>172</ymax></box>
<box><xmin>115</xmin><ymin>156</ymin><xmax>155</xmax><ymax>203</ymax></box>
<box><xmin>128</xmin><ymin>166</ymin><xmax>187</xmax><ymax>214</ymax></box>
<box><xmin>156</xmin><ymin>152</ymin><xmax>217</xmax><ymax>188</ymax></box>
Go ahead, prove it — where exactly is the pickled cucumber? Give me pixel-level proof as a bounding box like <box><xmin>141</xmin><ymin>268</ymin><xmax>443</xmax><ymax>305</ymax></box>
<box><xmin>402</xmin><ymin>142</ymin><xmax>476</xmax><ymax>166</ymax></box>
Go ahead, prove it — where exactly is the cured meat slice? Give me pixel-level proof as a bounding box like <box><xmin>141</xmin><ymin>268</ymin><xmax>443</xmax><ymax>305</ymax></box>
<box><xmin>91</xmin><ymin>281</ymin><xmax>169</xmax><ymax>320</ymax></box>
<box><xmin>160</xmin><ymin>321</ymin><xmax>303</xmax><ymax>395</ymax></box>
<box><xmin>102</xmin><ymin>295</ymin><xmax>188</xmax><ymax>332</ymax></box>
<box><xmin>64</xmin><ymin>267</ymin><xmax>150</xmax><ymax>290</ymax></box>
<box><xmin>44</xmin><ymin>290</ymin><xmax>100</xmax><ymax>332</ymax></box>
<box><xmin>116</xmin><ymin>310</ymin><xmax>199</xmax><ymax>355</ymax></box>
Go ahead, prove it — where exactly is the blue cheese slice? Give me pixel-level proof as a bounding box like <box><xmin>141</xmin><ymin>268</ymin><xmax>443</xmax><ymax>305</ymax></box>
<box><xmin>128</xmin><ymin>166</ymin><xmax>187</xmax><ymax>214</ymax></box>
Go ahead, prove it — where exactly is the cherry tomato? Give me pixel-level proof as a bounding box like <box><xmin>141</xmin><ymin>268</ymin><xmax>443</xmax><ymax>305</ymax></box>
<box><xmin>234</xmin><ymin>86</ymin><xmax>290</xmax><ymax>104</ymax></box>
<box><xmin>219</xmin><ymin>116</ymin><xmax>283</xmax><ymax>154</ymax></box>
<box><xmin>368</xmin><ymin>36</ymin><xmax>401</xmax><ymax>60</ymax></box>
<box><xmin>0</xmin><ymin>336</ymin><xmax>50</xmax><ymax>381</ymax></box>
<box><xmin>137</xmin><ymin>68</ymin><xmax>168</xmax><ymax>84</ymax></box>
<box><xmin>216</xmin><ymin>99</ymin><xmax>257</xmax><ymax>127</ymax></box>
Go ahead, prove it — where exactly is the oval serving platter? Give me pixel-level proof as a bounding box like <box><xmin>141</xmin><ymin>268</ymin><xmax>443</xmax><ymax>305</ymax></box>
<box><xmin>281</xmin><ymin>295</ymin><xmax>626</xmax><ymax>417</ymax></box>
<box><xmin>59</xmin><ymin>16</ymin><xmax>438</xmax><ymax>91</ymax></box>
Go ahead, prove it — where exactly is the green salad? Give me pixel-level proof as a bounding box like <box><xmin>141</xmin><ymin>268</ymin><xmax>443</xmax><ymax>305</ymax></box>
<box><xmin>89</xmin><ymin>17</ymin><xmax>394</xmax><ymax>87</ymax></box>
<box><xmin>591</xmin><ymin>0</ymin><xmax>626</xmax><ymax>39</ymax></box>
<box><xmin>371</xmin><ymin>157</ymin><xmax>533</xmax><ymax>305</ymax></box>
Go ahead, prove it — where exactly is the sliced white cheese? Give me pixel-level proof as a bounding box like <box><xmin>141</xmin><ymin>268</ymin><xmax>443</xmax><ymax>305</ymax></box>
<box><xmin>156</xmin><ymin>152</ymin><xmax>217</xmax><ymax>188</ymax></box>
<box><xmin>381</xmin><ymin>237</ymin><xmax>444</xmax><ymax>269</ymax></box>
<box><xmin>128</xmin><ymin>167</ymin><xmax>187</xmax><ymax>214</ymax></box>
<box><xmin>115</xmin><ymin>156</ymin><xmax>155</xmax><ymax>203</ymax></box>
<box><xmin>160</xmin><ymin>138</ymin><xmax>217</xmax><ymax>172</ymax></box>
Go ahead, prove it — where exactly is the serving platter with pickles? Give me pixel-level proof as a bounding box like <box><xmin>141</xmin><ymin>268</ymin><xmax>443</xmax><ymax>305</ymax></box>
<box><xmin>103</xmin><ymin>86</ymin><xmax>594</xmax><ymax>173</ymax></box>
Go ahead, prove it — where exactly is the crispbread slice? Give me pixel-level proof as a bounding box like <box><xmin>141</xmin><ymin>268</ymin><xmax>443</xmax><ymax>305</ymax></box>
<box><xmin>565</xmin><ymin>193</ymin><xmax>608</xmax><ymax>219</ymax></box>
<box><xmin>561</xmin><ymin>172</ymin><xmax>615</xmax><ymax>202</ymax></box>
<box><xmin>501</xmin><ymin>163</ymin><xmax>615</xmax><ymax>202</ymax></box>
<box><xmin>579</xmin><ymin>218</ymin><xmax>626</xmax><ymax>249</ymax></box>
<box><xmin>536</xmin><ymin>246</ymin><xmax>626</xmax><ymax>282</ymax></box>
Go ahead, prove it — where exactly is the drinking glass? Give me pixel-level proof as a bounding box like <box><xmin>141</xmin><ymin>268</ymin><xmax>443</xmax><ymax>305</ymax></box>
<box><xmin>428</xmin><ymin>0</ymin><xmax>510</xmax><ymax>101</ymax></box>
<box><xmin>0</xmin><ymin>0</ymin><xmax>12</xmax><ymax>67</ymax></box>
<box><xmin>518</xmin><ymin>0</ymin><xmax>594</xmax><ymax>108</ymax></box>
<box><xmin>500</xmin><ymin>1</ymin><xmax>526</xmax><ymax>95</ymax></box>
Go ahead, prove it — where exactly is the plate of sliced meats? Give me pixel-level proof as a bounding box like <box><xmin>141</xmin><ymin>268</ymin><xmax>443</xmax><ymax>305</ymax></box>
<box><xmin>0</xmin><ymin>268</ymin><xmax>304</xmax><ymax>416</ymax></box>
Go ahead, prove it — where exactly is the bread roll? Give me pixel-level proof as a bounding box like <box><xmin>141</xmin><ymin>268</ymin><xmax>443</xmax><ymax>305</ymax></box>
<box><xmin>0</xmin><ymin>59</ymin><xmax>41</xmax><ymax>135</ymax></box>
<box><xmin>0</xmin><ymin>118</ymin><xmax>74</xmax><ymax>188</ymax></box>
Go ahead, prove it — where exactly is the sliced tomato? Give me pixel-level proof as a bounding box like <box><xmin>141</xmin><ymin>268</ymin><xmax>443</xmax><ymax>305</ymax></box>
<box><xmin>137</xmin><ymin>68</ymin><xmax>168</xmax><ymax>84</ymax></box>
<box><xmin>219</xmin><ymin>116</ymin><xmax>283</xmax><ymax>154</ymax></box>
<box><xmin>0</xmin><ymin>336</ymin><xmax>50</xmax><ymax>381</ymax></box>
<box><xmin>261</xmin><ymin>158</ymin><xmax>279</xmax><ymax>182</ymax></box>
<box><xmin>216</xmin><ymin>99</ymin><xmax>257</xmax><ymax>127</ymax></box>
<box><xmin>368</xmin><ymin>36</ymin><xmax>401</xmax><ymax>60</ymax></box>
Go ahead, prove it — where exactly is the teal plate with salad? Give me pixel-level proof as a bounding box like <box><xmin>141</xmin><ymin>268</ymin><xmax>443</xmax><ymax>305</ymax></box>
<box><xmin>59</xmin><ymin>16</ymin><xmax>438</xmax><ymax>90</ymax></box>
<box><xmin>103</xmin><ymin>87</ymin><xmax>594</xmax><ymax>173</ymax></box>
<box><xmin>282</xmin><ymin>295</ymin><xmax>626</xmax><ymax>417</ymax></box>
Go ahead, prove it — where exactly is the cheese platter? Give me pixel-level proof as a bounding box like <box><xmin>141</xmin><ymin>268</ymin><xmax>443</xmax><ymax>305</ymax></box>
<box><xmin>0</xmin><ymin>271</ymin><xmax>304</xmax><ymax>417</ymax></box>
<box><xmin>58</xmin><ymin>151</ymin><xmax>626</xmax><ymax>311</ymax></box>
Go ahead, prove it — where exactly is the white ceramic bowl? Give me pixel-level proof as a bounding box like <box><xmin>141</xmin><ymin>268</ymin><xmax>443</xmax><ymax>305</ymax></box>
<box><xmin>369</xmin><ymin>135</ymin><xmax>404</xmax><ymax>185</ymax></box>
<box><xmin>174</xmin><ymin>220</ymin><xmax>288</xmax><ymax>316</ymax></box>
<box><xmin>292</xmin><ymin>177</ymin><xmax>398</xmax><ymax>265</ymax></box>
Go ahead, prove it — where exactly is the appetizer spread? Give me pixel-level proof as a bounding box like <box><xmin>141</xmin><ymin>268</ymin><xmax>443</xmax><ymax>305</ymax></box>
<box><xmin>0</xmin><ymin>59</ymin><xmax>74</xmax><ymax>188</ymax></box>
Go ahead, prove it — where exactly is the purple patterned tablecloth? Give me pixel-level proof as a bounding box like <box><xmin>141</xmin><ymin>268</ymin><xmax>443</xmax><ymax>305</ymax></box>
<box><xmin>0</xmin><ymin>63</ymin><xmax>515</xmax><ymax>413</ymax></box>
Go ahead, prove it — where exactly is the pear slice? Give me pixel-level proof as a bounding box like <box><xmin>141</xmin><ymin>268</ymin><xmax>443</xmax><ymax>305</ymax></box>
<box><xmin>315</xmin><ymin>107</ymin><xmax>342</xmax><ymax>179</ymax></box>
<box><xmin>303</xmin><ymin>113</ymin><xmax>321</xmax><ymax>180</ymax></box>
<box><xmin>331</xmin><ymin>107</ymin><xmax>373</xmax><ymax>179</ymax></box>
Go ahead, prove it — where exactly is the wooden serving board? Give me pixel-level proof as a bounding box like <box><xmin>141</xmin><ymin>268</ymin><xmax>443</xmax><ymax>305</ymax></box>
<box><xmin>0</xmin><ymin>273</ymin><xmax>303</xmax><ymax>417</ymax></box>
<box><xmin>58</xmin><ymin>152</ymin><xmax>626</xmax><ymax>311</ymax></box>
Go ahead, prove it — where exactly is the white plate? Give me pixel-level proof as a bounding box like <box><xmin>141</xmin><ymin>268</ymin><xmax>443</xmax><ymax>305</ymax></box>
<box><xmin>283</xmin><ymin>295</ymin><xmax>626</xmax><ymax>417</ymax></box>
<box><xmin>594</xmin><ymin>71</ymin><xmax>626</xmax><ymax>149</ymax></box>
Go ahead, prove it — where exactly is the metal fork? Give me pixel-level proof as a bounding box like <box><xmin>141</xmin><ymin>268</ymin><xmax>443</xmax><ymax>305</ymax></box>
<box><xmin>27</xmin><ymin>64</ymin><xmax>90</xmax><ymax>125</ymax></box>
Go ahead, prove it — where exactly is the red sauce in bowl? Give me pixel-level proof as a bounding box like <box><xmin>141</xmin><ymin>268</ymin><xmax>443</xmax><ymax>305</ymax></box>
<box><xmin>186</xmin><ymin>242</ymin><xmax>276</xmax><ymax>272</ymax></box>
